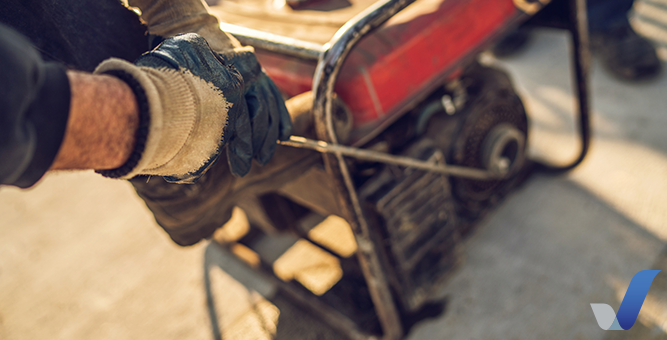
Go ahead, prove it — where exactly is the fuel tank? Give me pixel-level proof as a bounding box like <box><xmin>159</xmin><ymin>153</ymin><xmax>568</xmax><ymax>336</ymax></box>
<box><xmin>209</xmin><ymin>0</ymin><xmax>530</xmax><ymax>143</ymax></box>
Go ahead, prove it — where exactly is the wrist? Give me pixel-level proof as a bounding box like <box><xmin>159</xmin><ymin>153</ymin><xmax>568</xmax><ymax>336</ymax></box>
<box><xmin>94</xmin><ymin>69</ymin><xmax>151</xmax><ymax>178</ymax></box>
<box><xmin>51</xmin><ymin>71</ymin><xmax>139</xmax><ymax>170</ymax></box>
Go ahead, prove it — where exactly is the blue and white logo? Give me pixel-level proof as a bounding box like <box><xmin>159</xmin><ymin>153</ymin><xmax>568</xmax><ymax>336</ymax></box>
<box><xmin>590</xmin><ymin>270</ymin><xmax>660</xmax><ymax>330</ymax></box>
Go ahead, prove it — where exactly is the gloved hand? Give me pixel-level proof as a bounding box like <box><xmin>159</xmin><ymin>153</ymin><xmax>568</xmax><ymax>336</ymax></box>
<box><xmin>94</xmin><ymin>33</ymin><xmax>250</xmax><ymax>183</ymax></box>
<box><xmin>128</xmin><ymin>0</ymin><xmax>292</xmax><ymax>176</ymax></box>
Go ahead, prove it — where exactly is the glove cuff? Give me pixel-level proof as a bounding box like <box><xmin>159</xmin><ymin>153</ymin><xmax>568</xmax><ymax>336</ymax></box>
<box><xmin>94</xmin><ymin>57</ymin><xmax>233</xmax><ymax>182</ymax></box>
<box><xmin>94</xmin><ymin>58</ymin><xmax>197</xmax><ymax>179</ymax></box>
<box><xmin>94</xmin><ymin>69</ymin><xmax>151</xmax><ymax>179</ymax></box>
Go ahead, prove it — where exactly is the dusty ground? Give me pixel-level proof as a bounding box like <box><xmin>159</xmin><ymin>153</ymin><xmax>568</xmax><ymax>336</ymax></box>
<box><xmin>1</xmin><ymin>1</ymin><xmax>666</xmax><ymax>339</ymax></box>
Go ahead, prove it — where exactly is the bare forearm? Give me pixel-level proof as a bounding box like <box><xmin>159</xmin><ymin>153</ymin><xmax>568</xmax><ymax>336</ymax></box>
<box><xmin>50</xmin><ymin>71</ymin><xmax>139</xmax><ymax>170</ymax></box>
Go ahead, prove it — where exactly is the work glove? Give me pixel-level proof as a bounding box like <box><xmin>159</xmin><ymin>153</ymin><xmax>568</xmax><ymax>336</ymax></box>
<box><xmin>128</xmin><ymin>0</ymin><xmax>292</xmax><ymax>176</ymax></box>
<box><xmin>94</xmin><ymin>33</ymin><xmax>249</xmax><ymax>183</ymax></box>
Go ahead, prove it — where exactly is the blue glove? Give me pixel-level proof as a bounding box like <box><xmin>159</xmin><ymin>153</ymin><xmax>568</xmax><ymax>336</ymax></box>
<box><xmin>220</xmin><ymin>48</ymin><xmax>292</xmax><ymax>175</ymax></box>
<box><xmin>127</xmin><ymin>0</ymin><xmax>292</xmax><ymax>177</ymax></box>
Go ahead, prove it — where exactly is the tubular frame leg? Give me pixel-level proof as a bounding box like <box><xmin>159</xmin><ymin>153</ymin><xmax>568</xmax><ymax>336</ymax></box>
<box><xmin>313</xmin><ymin>123</ymin><xmax>404</xmax><ymax>340</ymax></box>
<box><xmin>535</xmin><ymin>0</ymin><xmax>591</xmax><ymax>172</ymax></box>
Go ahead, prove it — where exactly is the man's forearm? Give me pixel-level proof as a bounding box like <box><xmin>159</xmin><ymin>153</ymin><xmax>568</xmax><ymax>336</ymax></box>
<box><xmin>50</xmin><ymin>71</ymin><xmax>139</xmax><ymax>170</ymax></box>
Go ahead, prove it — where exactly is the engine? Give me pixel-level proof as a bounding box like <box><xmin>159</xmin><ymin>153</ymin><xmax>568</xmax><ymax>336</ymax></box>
<box><xmin>358</xmin><ymin>62</ymin><xmax>529</xmax><ymax>312</ymax></box>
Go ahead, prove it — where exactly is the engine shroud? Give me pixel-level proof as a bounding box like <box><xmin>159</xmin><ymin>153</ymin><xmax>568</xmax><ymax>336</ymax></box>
<box><xmin>359</xmin><ymin>140</ymin><xmax>462</xmax><ymax>311</ymax></box>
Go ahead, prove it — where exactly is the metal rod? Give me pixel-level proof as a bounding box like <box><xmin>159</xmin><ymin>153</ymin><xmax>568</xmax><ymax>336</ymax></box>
<box><xmin>219</xmin><ymin>22</ymin><xmax>323</xmax><ymax>60</ymax></box>
<box><xmin>279</xmin><ymin>136</ymin><xmax>500</xmax><ymax>180</ymax></box>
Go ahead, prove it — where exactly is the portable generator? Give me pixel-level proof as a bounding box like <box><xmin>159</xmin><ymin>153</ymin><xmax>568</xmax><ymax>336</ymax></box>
<box><xmin>204</xmin><ymin>0</ymin><xmax>592</xmax><ymax>338</ymax></box>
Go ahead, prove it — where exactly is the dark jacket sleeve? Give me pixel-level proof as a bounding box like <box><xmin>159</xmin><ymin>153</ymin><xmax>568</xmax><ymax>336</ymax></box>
<box><xmin>0</xmin><ymin>24</ymin><xmax>70</xmax><ymax>188</ymax></box>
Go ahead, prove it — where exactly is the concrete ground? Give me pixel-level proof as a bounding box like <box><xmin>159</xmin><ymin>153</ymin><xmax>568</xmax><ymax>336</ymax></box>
<box><xmin>1</xmin><ymin>1</ymin><xmax>667</xmax><ymax>339</ymax></box>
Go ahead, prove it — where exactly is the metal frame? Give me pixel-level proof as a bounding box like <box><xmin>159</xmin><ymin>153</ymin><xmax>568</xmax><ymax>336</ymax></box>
<box><xmin>310</xmin><ymin>2</ymin><xmax>418</xmax><ymax>339</ymax></box>
<box><xmin>219</xmin><ymin>22</ymin><xmax>323</xmax><ymax>60</ymax></box>
<box><xmin>533</xmin><ymin>0</ymin><xmax>591</xmax><ymax>172</ymax></box>
<box><xmin>219</xmin><ymin>0</ymin><xmax>591</xmax><ymax>338</ymax></box>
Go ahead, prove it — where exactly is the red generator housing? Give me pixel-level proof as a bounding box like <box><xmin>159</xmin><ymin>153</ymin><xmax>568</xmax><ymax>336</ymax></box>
<box><xmin>212</xmin><ymin>0</ymin><xmax>531</xmax><ymax>143</ymax></box>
